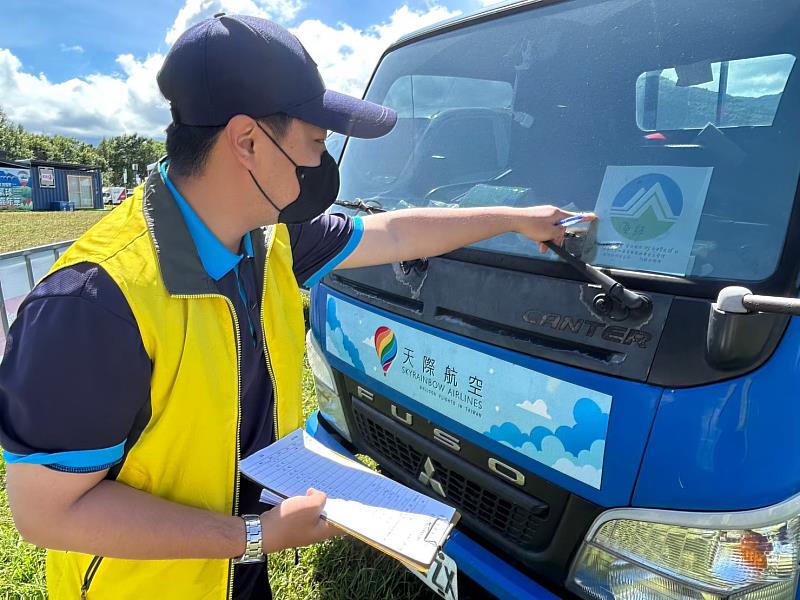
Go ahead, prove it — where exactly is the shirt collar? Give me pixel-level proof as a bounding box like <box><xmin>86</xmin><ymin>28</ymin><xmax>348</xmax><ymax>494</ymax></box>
<box><xmin>160</xmin><ymin>161</ymin><xmax>253</xmax><ymax>281</ymax></box>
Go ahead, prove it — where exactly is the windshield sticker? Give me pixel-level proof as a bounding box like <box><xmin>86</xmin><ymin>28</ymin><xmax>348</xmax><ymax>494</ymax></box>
<box><xmin>592</xmin><ymin>166</ymin><xmax>713</xmax><ymax>275</ymax></box>
<box><xmin>325</xmin><ymin>295</ymin><xmax>612</xmax><ymax>489</ymax></box>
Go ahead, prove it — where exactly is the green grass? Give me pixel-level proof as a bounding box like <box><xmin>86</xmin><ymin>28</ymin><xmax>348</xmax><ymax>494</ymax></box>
<box><xmin>0</xmin><ymin>208</ymin><xmax>113</xmax><ymax>254</ymax></box>
<box><xmin>0</xmin><ymin>206</ymin><xmax>437</xmax><ymax>597</ymax></box>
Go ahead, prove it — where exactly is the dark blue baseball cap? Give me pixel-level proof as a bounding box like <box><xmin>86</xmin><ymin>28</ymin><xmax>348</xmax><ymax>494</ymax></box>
<box><xmin>157</xmin><ymin>14</ymin><xmax>397</xmax><ymax>139</ymax></box>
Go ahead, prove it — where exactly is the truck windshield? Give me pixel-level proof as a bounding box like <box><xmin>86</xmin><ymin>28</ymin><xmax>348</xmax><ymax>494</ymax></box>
<box><xmin>338</xmin><ymin>0</ymin><xmax>800</xmax><ymax>281</ymax></box>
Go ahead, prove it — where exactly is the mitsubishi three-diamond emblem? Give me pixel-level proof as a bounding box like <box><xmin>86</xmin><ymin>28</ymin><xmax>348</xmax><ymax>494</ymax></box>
<box><xmin>418</xmin><ymin>457</ymin><xmax>446</xmax><ymax>497</ymax></box>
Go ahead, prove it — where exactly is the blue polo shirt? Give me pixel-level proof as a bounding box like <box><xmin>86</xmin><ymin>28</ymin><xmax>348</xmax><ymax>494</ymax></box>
<box><xmin>0</xmin><ymin>166</ymin><xmax>363</xmax><ymax>597</ymax></box>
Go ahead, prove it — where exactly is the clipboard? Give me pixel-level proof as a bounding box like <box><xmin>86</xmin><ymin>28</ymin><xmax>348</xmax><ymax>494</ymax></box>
<box><xmin>243</xmin><ymin>429</ymin><xmax>461</xmax><ymax>573</ymax></box>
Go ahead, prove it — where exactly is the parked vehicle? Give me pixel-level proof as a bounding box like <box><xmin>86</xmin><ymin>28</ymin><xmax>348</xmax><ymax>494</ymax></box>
<box><xmin>103</xmin><ymin>186</ymin><xmax>127</xmax><ymax>205</ymax></box>
<box><xmin>306</xmin><ymin>1</ymin><xmax>800</xmax><ymax>598</ymax></box>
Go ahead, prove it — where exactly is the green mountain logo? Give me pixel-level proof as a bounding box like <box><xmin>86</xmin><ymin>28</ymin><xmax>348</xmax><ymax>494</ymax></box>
<box><xmin>610</xmin><ymin>174</ymin><xmax>683</xmax><ymax>242</ymax></box>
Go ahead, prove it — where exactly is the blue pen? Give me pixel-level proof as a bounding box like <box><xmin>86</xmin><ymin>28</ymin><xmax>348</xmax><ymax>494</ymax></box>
<box><xmin>557</xmin><ymin>215</ymin><xmax>590</xmax><ymax>227</ymax></box>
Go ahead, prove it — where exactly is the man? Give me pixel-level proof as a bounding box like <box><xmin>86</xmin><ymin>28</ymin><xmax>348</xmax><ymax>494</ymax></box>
<box><xmin>0</xmin><ymin>14</ymin><xmax>587</xmax><ymax>600</ymax></box>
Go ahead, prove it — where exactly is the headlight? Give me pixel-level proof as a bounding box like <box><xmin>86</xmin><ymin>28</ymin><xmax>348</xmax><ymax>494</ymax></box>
<box><xmin>568</xmin><ymin>497</ymin><xmax>800</xmax><ymax>600</ymax></box>
<box><xmin>306</xmin><ymin>329</ymin><xmax>351</xmax><ymax>441</ymax></box>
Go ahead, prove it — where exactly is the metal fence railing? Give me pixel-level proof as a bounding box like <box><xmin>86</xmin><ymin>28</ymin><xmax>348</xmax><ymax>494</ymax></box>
<box><xmin>0</xmin><ymin>240</ymin><xmax>75</xmax><ymax>357</ymax></box>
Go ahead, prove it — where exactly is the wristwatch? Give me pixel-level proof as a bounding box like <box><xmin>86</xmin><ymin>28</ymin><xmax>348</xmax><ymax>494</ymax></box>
<box><xmin>233</xmin><ymin>514</ymin><xmax>265</xmax><ymax>564</ymax></box>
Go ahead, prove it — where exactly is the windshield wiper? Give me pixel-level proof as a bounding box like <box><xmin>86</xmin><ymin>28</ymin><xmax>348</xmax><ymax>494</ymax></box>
<box><xmin>544</xmin><ymin>240</ymin><xmax>652</xmax><ymax>320</ymax></box>
<box><xmin>336</xmin><ymin>200</ymin><xmax>650</xmax><ymax>316</ymax></box>
<box><xmin>334</xmin><ymin>199</ymin><xmax>386</xmax><ymax>214</ymax></box>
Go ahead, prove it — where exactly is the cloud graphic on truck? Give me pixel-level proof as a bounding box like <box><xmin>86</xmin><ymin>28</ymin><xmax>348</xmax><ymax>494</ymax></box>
<box><xmin>326</xmin><ymin>297</ymin><xmax>365</xmax><ymax>372</ymax></box>
<box><xmin>485</xmin><ymin>397</ymin><xmax>609</xmax><ymax>488</ymax></box>
<box><xmin>516</xmin><ymin>399</ymin><xmax>552</xmax><ymax>420</ymax></box>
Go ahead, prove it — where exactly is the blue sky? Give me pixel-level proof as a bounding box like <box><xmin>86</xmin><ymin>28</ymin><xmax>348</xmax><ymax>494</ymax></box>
<box><xmin>0</xmin><ymin>0</ymin><xmax>495</xmax><ymax>141</ymax></box>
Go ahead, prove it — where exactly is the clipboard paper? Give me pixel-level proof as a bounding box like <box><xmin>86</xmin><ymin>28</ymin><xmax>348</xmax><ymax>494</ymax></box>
<box><xmin>240</xmin><ymin>429</ymin><xmax>460</xmax><ymax>572</ymax></box>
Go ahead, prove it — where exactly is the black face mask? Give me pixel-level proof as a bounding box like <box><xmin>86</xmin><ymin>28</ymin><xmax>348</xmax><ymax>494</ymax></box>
<box><xmin>249</xmin><ymin>122</ymin><xmax>340</xmax><ymax>224</ymax></box>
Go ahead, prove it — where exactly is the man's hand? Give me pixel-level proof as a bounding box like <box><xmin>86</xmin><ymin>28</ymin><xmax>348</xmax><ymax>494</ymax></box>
<box><xmin>260</xmin><ymin>488</ymin><xmax>341</xmax><ymax>553</ymax></box>
<box><xmin>512</xmin><ymin>205</ymin><xmax>596</xmax><ymax>254</ymax></box>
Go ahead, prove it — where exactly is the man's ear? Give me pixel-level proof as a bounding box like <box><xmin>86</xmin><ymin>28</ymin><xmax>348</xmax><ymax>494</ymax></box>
<box><xmin>223</xmin><ymin>115</ymin><xmax>261</xmax><ymax>171</ymax></box>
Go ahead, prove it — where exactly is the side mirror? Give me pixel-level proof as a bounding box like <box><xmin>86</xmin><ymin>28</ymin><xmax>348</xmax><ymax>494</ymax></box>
<box><xmin>706</xmin><ymin>286</ymin><xmax>799</xmax><ymax>369</ymax></box>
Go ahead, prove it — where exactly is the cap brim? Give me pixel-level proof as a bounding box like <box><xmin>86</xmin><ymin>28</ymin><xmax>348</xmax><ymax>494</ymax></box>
<box><xmin>287</xmin><ymin>90</ymin><xmax>397</xmax><ymax>139</ymax></box>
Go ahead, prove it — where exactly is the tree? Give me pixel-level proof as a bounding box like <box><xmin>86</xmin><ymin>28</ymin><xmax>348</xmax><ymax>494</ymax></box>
<box><xmin>98</xmin><ymin>134</ymin><xmax>165</xmax><ymax>187</ymax></box>
<box><xmin>0</xmin><ymin>109</ymin><xmax>31</xmax><ymax>161</ymax></box>
<box><xmin>0</xmin><ymin>107</ymin><xmax>163</xmax><ymax>188</ymax></box>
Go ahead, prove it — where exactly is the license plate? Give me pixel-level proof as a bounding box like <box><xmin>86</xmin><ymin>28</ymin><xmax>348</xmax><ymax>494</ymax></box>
<box><xmin>408</xmin><ymin>550</ymin><xmax>458</xmax><ymax>600</ymax></box>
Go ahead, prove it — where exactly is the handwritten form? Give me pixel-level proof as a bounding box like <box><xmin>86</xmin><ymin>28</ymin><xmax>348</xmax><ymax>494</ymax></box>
<box><xmin>240</xmin><ymin>429</ymin><xmax>457</xmax><ymax>567</ymax></box>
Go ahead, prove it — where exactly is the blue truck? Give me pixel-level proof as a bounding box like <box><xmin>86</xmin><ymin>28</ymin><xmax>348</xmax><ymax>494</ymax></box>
<box><xmin>304</xmin><ymin>1</ymin><xmax>800</xmax><ymax>598</ymax></box>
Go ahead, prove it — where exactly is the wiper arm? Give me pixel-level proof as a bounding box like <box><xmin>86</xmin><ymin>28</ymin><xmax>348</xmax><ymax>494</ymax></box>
<box><xmin>544</xmin><ymin>240</ymin><xmax>652</xmax><ymax>320</ymax></box>
<box><xmin>334</xmin><ymin>199</ymin><xmax>386</xmax><ymax>215</ymax></box>
<box><xmin>336</xmin><ymin>201</ymin><xmax>648</xmax><ymax>317</ymax></box>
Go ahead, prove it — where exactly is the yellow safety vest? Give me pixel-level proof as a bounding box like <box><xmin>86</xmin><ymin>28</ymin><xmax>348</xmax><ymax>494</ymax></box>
<box><xmin>44</xmin><ymin>166</ymin><xmax>305</xmax><ymax>599</ymax></box>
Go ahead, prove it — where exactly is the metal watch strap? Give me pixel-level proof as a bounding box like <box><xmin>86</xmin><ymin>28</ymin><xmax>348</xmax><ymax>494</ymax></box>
<box><xmin>233</xmin><ymin>514</ymin><xmax>265</xmax><ymax>564</ymax></box>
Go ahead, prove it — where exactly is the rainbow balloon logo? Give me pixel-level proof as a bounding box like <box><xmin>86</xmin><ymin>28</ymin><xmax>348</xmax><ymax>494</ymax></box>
<box><xmin>374</xmin><ymin>326</ymin><xmax>398</xmax><ymax>376</ymax></box>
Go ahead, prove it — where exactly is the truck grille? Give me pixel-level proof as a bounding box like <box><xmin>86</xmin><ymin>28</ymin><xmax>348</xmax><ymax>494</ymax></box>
<box><xmin>351</xmin><ymin>404</ymin><xmax>547</xmax><ymax>551</ymax></box>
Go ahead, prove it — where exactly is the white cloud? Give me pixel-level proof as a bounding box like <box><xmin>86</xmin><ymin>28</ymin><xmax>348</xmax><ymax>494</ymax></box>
<box><xmin>516</xmin><ymin>399</ymin><xmax>552</xmax><ymax>420</ymax></box>
<box><xmin>0</xmin><ymin>3</ymin><xmax>460</xmax><ymax>140</ymax></box>
<box><xmin>59</xmin><ymin>44</ymin><xmax>84</xmax><ymax>54</ymax></box>
<box><xmin>0</xmin><ymin>48</ymin><xmax>169</xmax><ymax>139</ymax></box>
<box><xmin>166</xmin><ymin>0</ymin><xmax>306</xmax><ymax>45</ymax></box>
<box><xmin>289</xmin><ymin>5</ymin><xmax>460</xmax><ymax>98</ymax></box>
<box><xmin>362</xmin><ymin>335</ymin><xmax>375</xmax><ymax>349</ymax></box>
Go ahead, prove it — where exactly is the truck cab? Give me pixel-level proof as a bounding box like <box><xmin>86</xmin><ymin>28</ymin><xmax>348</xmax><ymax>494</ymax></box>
<box><xmin>305</xmin><ymin>1</ymin><xmax>800</xmax><ymax>598</ymax></box>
